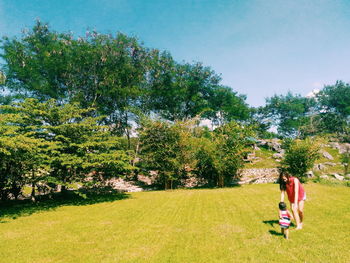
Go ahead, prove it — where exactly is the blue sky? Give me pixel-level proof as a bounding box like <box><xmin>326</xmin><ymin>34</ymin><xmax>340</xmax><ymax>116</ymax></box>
<box><xmin>1</xmin><ymin>0</ymin><xmax>350</xmax><ymax>106</ymax></box>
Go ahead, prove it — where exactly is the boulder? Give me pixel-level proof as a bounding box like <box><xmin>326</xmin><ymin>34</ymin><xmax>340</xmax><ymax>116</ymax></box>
<box><xmin>257</xmin><ymin>140</ymin><xmax>267</xmax><ymax>146</ymax></box>
<box><xmin>330</xmin><ymin>142</ymin><xmax>350</xmax><ymax>154</ymax></box>
<box><xmin>319</xmin><ymin>175</ymin><xmax>329</xmax><ymax>180</ymax></box>
<box><xmin>331</xmin><ymin>173</ymin><xmax>344</xmax><ymax>181</ymax></box>
<box><xmin>107</xmin><ymin>178</ymin><xmax>144</xmax><ymax>192</ymax></box>
<box><xmin>344</xmin><ymin>174</ymin><xmax>350</xmax><ymax>180</ymax></box>
<box><xmin>322</xmin><ymin>151</ymin><xmax>334</xmax><ymax>160</ymax></box>
<box><xmin>339</xmin><ymin>143</ymin><xmax>350</xmax><ymax>154</ymax></box>
<box><xmin>305</xmin><ymin>171</ymin><xmax>314</xmax><ymax>178</ymax></box>
<box><xmin>268</xmin><ymin>140</ymin><xmax>282</xmax><ymax>152</ymax></box>
<box><xmin>313</xmin><ymin>163</ymin><xmax>326</xmax><ymax>171</ymax></box>
<box><xmin>323</xmin><ymin>162</ymin><xmax>336</xmax><ymax>166</ymax></box>
<box><xmin>272</xmin><ymin>153</ymin><xmax>284</xmax><ymax>159</ymax></box>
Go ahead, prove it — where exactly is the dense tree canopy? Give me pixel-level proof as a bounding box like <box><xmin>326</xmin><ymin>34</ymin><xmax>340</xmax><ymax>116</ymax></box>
<box><xmin>316</xmin><ymin>81</ymin><xmax>350</xmax><ymax>135</ymax></box>
<box><xmin>1</xmin><ymin>21</ymin><xmax>250</xmax><ymax>134</ymax></box>
<box><xmin>262</xmin><ymin>92</ymin><xmax>315</xmax><ymax>137</ymax></box>
<box><xmin>1</xmin><ymin>20</ymin><xmax>350</xmax><ymax>198</ymax></box>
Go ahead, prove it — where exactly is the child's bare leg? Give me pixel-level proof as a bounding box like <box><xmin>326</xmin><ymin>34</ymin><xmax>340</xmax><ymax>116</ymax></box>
<box><xmin>285</xmin><ymin>228</ymin><xmax>289</xmax><ymax>239</ymax></box>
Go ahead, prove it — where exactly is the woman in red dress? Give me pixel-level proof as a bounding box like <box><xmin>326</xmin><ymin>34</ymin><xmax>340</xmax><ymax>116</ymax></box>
<box><xmin>279</xmin><ymin>171</ymin><xmax>306</xmax><ymax>230</ymax></box>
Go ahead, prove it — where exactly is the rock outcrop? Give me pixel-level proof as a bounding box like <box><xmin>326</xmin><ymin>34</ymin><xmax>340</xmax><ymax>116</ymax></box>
<box><xmin>237</xmin><ymin>168</ymin><xmax>280</xmax><ymax>184</ymax></box>
<box><xmin>321</xmin><ymin>150</ymin><xmax>334</xmax><ymax>160</ymax></box>
<box><xmin>106</xmin><ymin>178</ymin><xmax>144</xmax><ymax>192</ymax></box>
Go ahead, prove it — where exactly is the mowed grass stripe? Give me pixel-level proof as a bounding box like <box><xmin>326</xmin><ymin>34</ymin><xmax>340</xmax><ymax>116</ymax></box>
<box><xmin>0</xmin><ymin>183</ymin><xmax>349</xmax><ymax>263</ymax></box>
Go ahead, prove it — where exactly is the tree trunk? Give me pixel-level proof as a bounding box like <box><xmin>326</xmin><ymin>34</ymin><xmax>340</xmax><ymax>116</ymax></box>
<box><xmin>218</xmin><ymin>175</ymin><xmax>224</xmax><ymax>188</ymax></box>
<box><xmin>124</xmin><ymin>112</ymin><xmax>131</xmax><ymax>150</ymax></box>
<box><xmin>31</xmin><ymin>182</ymin><xmax>36</xmax><ymax>202</ymax></box>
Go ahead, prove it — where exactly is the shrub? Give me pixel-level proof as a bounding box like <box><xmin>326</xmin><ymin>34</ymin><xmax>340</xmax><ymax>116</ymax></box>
<box><xmin>281</xmin><ymin>138</ymin><xmax>321</xmax><ymax>182</ymax></box>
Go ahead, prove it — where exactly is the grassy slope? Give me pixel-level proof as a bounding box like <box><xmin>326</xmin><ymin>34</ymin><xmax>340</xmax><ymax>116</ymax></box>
<box><xmin>0</xmin><ymin>184</ymin><xmax>349</xmax><ymax>263</ymax></box>
<box><xmin>244</xmin><ymin>145</ymin><xmax>345</xmax><ymax>175</ymax></box>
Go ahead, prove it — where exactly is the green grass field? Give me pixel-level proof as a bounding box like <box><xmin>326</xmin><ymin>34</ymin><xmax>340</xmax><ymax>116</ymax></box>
<box><xmin>1</xmin><ymin>183</ymin><xmax>349</xmax><ymax>263</ymax></box>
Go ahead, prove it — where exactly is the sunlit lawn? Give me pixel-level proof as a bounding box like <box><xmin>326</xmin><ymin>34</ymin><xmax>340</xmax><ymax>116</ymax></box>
<box><xmin>0</xmin><ymin>183</ymin><xmax>349</xmax><ymax>263</ymax></box>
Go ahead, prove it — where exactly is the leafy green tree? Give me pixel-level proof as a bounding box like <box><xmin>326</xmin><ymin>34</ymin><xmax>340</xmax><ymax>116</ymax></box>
<box><xmin>0</xmin><ymin>99</ymin><xmax>134</xmax><ymax>198</ymax></box>
<box><xmin>146</xmin><ymin>51</ymin><xmax>250</xmax><ymax>123</ymax></box>
<box><xmin>1</xmin><ymin>20</ymin><xmax>149</xmax><ymax>139</ymax></box>
<box><xmin>316</xmin><ymin>81</ymin><xmax>350</xmax><ymax>138</ymax></box>
<box><xmin>281</xmin><ymin>138</ymin><xmax>321</xmax><ymax>182</ymax></box>
<box><xmin>1</xmin><ymin>20</ymin><xmax>250</xmax><ymax>138</ymax></box>
<box><xmin>147</xmin><ymin>56</ymin><xmax>216</xmax><ymax>121</ymax></box>
<box><xmin>138</xmin><ymin>119</ymin><xmax>195</xmax><ymax>189</ymax></box>
<box><xmin>195</xmin><ymin>121</ymin><xmax>253</xmax><ymax>187</ymax></box>
<box><xmin>207</xmin><ymin>86</ymin><xmax>250</xmax><ymax>126</ymax></box>
<box><xmin>263</xmin><ymin>92</ymin><xmax>315</xmax><ymax>137</ymax></box>
<box><xmin>0</xmin><ymin>108</ymin><xmax>54</xmax><ymax>200</ymax></box>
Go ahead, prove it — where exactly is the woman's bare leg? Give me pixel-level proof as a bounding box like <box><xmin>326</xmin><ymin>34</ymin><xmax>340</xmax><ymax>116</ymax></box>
<box><xmin>298</xmin><ymin>200</ymin><xmax>304</xmax><ymax>228</ymax></box>
<box><xmin>291</xmin><ymin>202</ymin><xmax>301</xmax><ymax>229</ymax></box>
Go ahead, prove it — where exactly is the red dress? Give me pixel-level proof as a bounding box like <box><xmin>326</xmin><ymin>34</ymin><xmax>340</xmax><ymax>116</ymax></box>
<box><xmin>285</xmin><ymin>177</ymin><xmax>305</xmax><ymax>203</ymax></box>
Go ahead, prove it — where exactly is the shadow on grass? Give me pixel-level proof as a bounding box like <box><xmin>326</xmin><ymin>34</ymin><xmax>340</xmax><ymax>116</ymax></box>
<box><xmin>269</xmin><ymin>230</ymin><xmax>283</xmax><ymax>236</ymax></box>
<box><xmin>0</xmin><ymin>186</ymin><xmax>130</xmax><ymax>223</ymax></box>
<box><xmin>262</xmin><ymin>220</ymin><xmax>279</xmax><ymax>227</ymax></box>
<box><xmin>263</xmin><ymin>220</ymin><xmax>295</xmax><ymax>237</ymax></box>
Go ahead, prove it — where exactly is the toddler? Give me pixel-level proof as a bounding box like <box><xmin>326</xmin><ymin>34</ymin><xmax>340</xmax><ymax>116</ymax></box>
<box><xmin>279</xmin><ymin>202</ymin><xmax>293</xmax><ymax>239</ymax></box>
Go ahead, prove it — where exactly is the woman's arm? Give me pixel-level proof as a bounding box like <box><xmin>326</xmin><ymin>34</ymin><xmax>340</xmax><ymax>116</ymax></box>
<box><xmin>294</xmin><ymin>178</ymin><xmax>299</xmax><ymax>207</ymax></box>
<box><xmin>280</xmin><ymin>190</ymin><xmax>285</xmax><ymax>202</ymax></box>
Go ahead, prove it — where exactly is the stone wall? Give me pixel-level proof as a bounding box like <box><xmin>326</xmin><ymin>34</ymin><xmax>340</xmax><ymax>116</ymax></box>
<box><xmin>236</xmin><ymin>168</ymin><xmax>280</xmax><ymax>184</ymax></box>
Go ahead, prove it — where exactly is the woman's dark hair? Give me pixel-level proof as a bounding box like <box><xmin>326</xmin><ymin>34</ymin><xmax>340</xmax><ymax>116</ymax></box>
<box><xmin>279</xmin><ymin>202</ymin><xmax>287</xmax><ymax>210</ymax></box>
<box><xmin>278</xmin><ymin>169</ymin><xmax>291</xmax><ymax>191</ymax></box>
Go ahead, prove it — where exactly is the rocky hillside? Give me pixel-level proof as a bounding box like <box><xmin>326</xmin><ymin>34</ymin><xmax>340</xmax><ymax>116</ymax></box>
<box><xmin>242</xmin><ymin>139</ymin><xmax>349</xmax><ymax>181</ymax></box>
<box><xmin>110</xmin><ymin>139</ymin><xmax>350</xmax><ymax>192</ymax></box>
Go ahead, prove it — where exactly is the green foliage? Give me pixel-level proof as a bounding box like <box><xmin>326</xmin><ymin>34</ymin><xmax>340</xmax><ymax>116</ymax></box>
<box><xmin>195</xmin><ymin>122</ymin><xmax>254</xmax><ymax>187</ymax></box>
<box><xmin>206</xmin><ymin>86</ymin><xmax>250</xmax><ymax>125</ymax></box>
<box><xmin>281</xmin><ymin>138</ymin><xmax>321</xmax><ymax>182</ymax></box>
<box><xmin>0</xmin><ymin>105</ymin><xmax>54</xmax><ymax>200</ymax></box>
<box><xmin>1</xmin><ymin>21</ymin><xmax>249</xmax><ymax>137</ymax></box>
<box><xmin>0</xmin><ymin>99</ymin><xmax>133</xmax><ymax>200</ymax></box>
<box><xmin>316</xmin><ymin>81</ymin><xmax>350</xmax><ymax>137</ymax></box>
<box><xmin>139</xmin><ymin>119</ymin><xmax>194</xmax><ymax>189</ymax></box>
<box><xmin>263</xmin><ymin>92</ymin><xmax>315</xmax><ymax>137</ymax></box>
<box><xmin>139</xmin><ymin>119</ymin><xmax>253</xmax><ymax>189</ymax></box>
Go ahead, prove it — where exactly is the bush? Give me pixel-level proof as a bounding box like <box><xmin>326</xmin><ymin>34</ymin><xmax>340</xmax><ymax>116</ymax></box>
<box><xmin>281</xmin><ymin>138</ymin><xmax>321</xmax><ymax>182</ymax></box>
<box><xmin>195</xmin><ymin>122</ymin><xmax>253</xmax><ymax>187</ymax></box>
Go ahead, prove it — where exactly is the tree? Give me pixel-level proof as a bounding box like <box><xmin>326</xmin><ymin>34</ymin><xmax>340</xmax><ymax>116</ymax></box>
<box><xmin>263</xmin><ymin>92</ymin><xmax>315</xmax><ymax>137</ymax></box>
<box><xmin>206</xmin><ymin>86</ymin><xmax>250</xmax><ymax>126</ymax></box>
<box><xmin>1</xmin><ymin>20</ymin><xmax>150</xmax><ymax>138</ymax></box>
<box><xmin>281</xmin><ymin>138</ymin><xmax>321</xmax><ymax>182</ymax></box>
<box><xmin>1</xmin><ymin>20</ymin><xmax>250</xmax><ymax>137</ymax></box>
<box><xmin>316</xmin><ymin>81</ymin><xmax>350</xmax><ymax>139</ymax></box>
<box><xmin>0</xmin><ymin>106</ymin><xmax>54</xmax><ymax>200</ymax></box>
<box><xmin>195</xmin><ymin>121</ymin><xmax>253</xmax><ymax>187</ymax></box>
<box><xmin>0</xmin><ymin>99</ymin><xmax>134</xmax><ymax>199</ymax></box>
<box><xmin>146</xmin><ymin>52</ymin><xmax>250</xmax><ymax>124</ymax></box>
<box><xmin>138</xmin><ymin>119</ymin><xmax>195</xmax><ymax>189</ymax></box>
